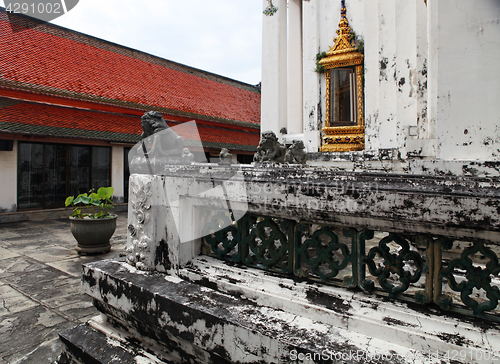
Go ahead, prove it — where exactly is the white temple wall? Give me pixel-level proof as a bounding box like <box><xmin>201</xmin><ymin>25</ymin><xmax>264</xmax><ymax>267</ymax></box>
<box><xmin>0</xmin><ymin>141</ymin><xmax>17</xmax><ymax>213</ymax></box>
<box><xmin>429</xmin><ymin>0</ymin><xmax>500</xmax><ymax>160</ymax></box>
<box><xmin>111</xmin><ymin>146</ymin><xmax>125</xmax><ymax>203</ymax></box>
<box><xmin>261</xmin><ymin>0</ymin><xmax>499</xmax><ymax>163</ymax></box>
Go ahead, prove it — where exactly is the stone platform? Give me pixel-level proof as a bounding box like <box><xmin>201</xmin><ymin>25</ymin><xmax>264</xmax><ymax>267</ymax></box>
<box><xmin>57</xmin><ymin>257</ymin><xmax>500</xmax><ymax>364</ymax></box>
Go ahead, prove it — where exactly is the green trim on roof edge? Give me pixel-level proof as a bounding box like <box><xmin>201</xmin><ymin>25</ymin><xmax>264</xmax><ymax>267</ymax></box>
<box><xmin>0</xmin><ymin>122</ymin><xmax>258</xmax><ymax>151</ymax></box>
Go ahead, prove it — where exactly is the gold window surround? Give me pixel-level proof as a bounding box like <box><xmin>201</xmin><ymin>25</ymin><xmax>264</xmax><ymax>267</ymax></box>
<box><xmin>319</xmin><ymin>3</ymin><xmax>364</xmax><ymax>152</ymax></box>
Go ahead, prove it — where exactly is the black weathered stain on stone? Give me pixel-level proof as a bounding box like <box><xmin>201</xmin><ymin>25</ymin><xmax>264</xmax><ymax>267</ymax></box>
<box><xmin>345</xmin><ymin>187</ymin><xmax>360</xmax><ymax>199</ymax></box>
<box><xmin>305</xmin><ymin>288</ymin><xmax>352</xmax><ymax>315</ymax></box>
<box><xmin>94</xmin><ymin>301</ymin><xmax>201</xmax><ymax>364</ymax></box>
<box><xmin>155</xmin><ymin>239</ymin><xmax>171</xmax><ymax>270</ymax></box>
<box><xmin>382</xmin><ymin>316</ymin><xmax>418</xmax><ymax>328</ymax></box>
<box><xmin>209</xmin><ymin>346</ymin><xmax>234</xmax><ymax>364</ymax></box>
<box><xmin>83</xmin><ymin>268</ymin><xmax>97</xmax><ymax>288</ymax></box>
<box><xmin>436</xmin><ymin>332</ymin><xmax>472</xmax><ymax>347</ymax></box>
<box><xmin>192</xmin><ymin>276</ymin><xmax>219</xmax><ymax>291</ymax></box>
<box><xmin>398</xmin><ymin>77</ymin><xmax>406</xmax><ymax>92</ymax></box>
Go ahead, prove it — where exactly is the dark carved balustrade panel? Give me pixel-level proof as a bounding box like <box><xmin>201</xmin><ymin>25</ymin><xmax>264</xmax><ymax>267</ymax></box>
<box><xmin>203</xmin><ymin>212</ymin><xmax>500</xmax><ymax>322</ymax></box>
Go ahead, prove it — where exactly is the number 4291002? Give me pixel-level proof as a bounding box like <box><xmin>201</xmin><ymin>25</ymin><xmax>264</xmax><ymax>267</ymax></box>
<box><xmin>6</xmin><ymin>2</ymin><xmax>62</xmax><ymax>14</ymax></box>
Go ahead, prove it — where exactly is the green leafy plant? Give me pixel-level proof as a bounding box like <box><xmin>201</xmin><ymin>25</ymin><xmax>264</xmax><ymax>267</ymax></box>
<box><xmin>315</xmin><ymin>51</ymin><xmax>327</xmax><ymax>73</ymax></box>
<box><xmin>65</xmin><ymin>187</ymin><xmax>115</xmax><ymax>219</ymax></box>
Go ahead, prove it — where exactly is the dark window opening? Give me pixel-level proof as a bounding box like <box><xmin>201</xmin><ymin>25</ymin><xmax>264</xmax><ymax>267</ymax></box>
<box><xmin>329</xmin><ymin>67</ymin><xmax>356</xmax><ymax>126</ymax></box>
<box><xmin>237</xmin><ymin>154</ymin><xmax>254</xmax><ymax>164</ymax></box>
<box><xmin>18</xmin><ymin>142</ymin><xmax>111</xmax><ymax>210</ymax></box>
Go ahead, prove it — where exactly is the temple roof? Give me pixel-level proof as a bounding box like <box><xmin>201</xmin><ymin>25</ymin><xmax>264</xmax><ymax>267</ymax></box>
<box><xmin>0</xmin><ymin>9</ymin><xmax>261</xmax><ymax>151</ymax></box>
<box><xmin>0</xmin><ymin>98</ymin><xmax>259</xmax><ymax>151</ymax></box>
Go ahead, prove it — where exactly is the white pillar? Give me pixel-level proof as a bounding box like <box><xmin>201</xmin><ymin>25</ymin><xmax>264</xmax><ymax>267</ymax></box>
<box><xmin>427</xmin><ymin>0</ymin><xmax>438</xmax><ymax>143</ymax></box>
<box><xmin>111</xmin><ymin>146</ymin><xmax>125</xmax><ymax>203</ymax></box>
<box><xmin>287</xmin><ymin>0</ymin><xmax>303</xmax><ymax>135</ymax></box>
<box><xmin>302</xmin><ymin>0</ymin><xmax>321</xmax><ymax>151</ymax></box>
<box><xmin>261</xmin><ymin>0</ymin><xmax>288</xmax><ymax>135</ymax></box>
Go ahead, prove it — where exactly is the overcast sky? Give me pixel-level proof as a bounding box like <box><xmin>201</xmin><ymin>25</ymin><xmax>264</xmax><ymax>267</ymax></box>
<box><xmin>1</xmin><ymin>0</ymin><xmax>263</xmax><ymax>85</ymax></box>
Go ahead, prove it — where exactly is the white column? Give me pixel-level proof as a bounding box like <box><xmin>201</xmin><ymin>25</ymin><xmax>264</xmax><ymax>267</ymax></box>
<box><xmin>363</xmin><ymin>0</ymin><xmax>381</xmax><ymax>151</ymax></box>
<box><xmin>302</xmin><ymin>0</ymin><xmax>321</xmax><ymax>151</ymax></box>
<box><xmin>427</xmin><ymin>0</ymin><xmax>438</xmax><ymax>143</ymax></box>
<box><xmin>376</xmin><ymin>0</ymin><xmax>398</xmax><ymax>150</ymax></box>
<box><xmin>261</xmin><ymin>0</ymin><xmax>288</xmax><ymax>135</ymax></box>
<box><xmin>111</xmin><ymin>146</ymin><xmax>125</xmax><ymax>203</ymax></box>
<box><xmin>287</xmin><ymin>0</ymin><xmax>303</xmax><ymax>135</ymax></box>
<box><xmin>0</xmin><ymin>141</ymin><xmax>17</xmax><ymax>212</ymax></box>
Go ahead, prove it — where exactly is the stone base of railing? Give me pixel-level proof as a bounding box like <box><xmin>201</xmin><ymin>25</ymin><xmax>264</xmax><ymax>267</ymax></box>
<box><xmin>56</xmin><ymin>258</ymin><xmax>500</xmax><ymax>364</ymax></box>
<box><xmin>57</xmin><ymin>164</ymin><xmax>500</xmax><ymax>363</ymax></box>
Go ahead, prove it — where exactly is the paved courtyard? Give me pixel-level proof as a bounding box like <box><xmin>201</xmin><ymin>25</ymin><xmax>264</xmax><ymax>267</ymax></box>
<box><xmin>0</xmin><ymin>211</ymin><xmax>128</xmax><ymax>364</ymax></box>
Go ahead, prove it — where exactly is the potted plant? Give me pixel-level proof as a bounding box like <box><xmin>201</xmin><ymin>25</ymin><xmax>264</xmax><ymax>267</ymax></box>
<box><xmin>65</xmin><ymin>186</ymin><xmax>117</xmax><ymax>255</ymax></box>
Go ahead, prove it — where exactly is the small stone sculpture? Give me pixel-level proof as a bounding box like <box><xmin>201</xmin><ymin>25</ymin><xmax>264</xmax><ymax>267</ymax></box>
<box><xmin>219</xmin><ymin>148</ymin><xmax>232</xmax><ymax>164</ymax></box>
<box><xmin>182</xmin><ymin>148</ymin><xmax>194</xmax><ymax>162</ymax></box>
<box><xmin>253</xmin><ymin>131</ymin><xmax>286</xmax><ymax>163</ymax></box>
<box><xmin>284</xmin><ymin>140</ymin><xmax>308</xmax><ymax>164</ymax></box>
<box><xmin>129</xmin><ymin>111</ymin><xmax>185</xmax><ymax>174</ymax></box>
<box><xmin>140</xmin><ymin>111</ymin><xmax>184</xmax><ymax>155</ymax></box>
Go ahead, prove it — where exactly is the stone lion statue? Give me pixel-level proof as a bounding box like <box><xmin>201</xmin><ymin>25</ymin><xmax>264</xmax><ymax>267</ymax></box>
<box><xmin>181</xmin><ymin>147</ymin><xmax>194</xmax><ymax>162</ymax></box>
<box><xmin>284</xmin><ymin>140</ymin><xmax>308</xmax><ymax>164</ymax></box>
<box><xmin>219</xmin><ymin>148</ymin><xmax>232</xmax><ymax>164</ymax></box>
<box><xmin>139</xmin><ymin>111</ymin><xmax>184</xmax><ymax>156</ymax></box>
<box><xmin>253</xmin><ymin>131</ymin><xmax>286</xmax><ymax>163</ymax></box>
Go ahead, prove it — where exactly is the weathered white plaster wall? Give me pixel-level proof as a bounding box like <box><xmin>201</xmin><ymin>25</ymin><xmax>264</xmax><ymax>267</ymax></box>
<box><xmin>313</xmin><ymin>0</ymin><xmax>428</xmax><ymax>156</ymax></box>
<box><xmin>0</xmin><ymin>141</ymin><xmax>17</xmax><ymax>212</ymax></box>
<box><xmin>111</xmin><ymin>146</ymin><xmax>125</xmax><ymax>203</ymax></box>
<box><xmin>302</xmin><ymin>0</ymin><xmax>322</xmax><ymax>152</ymax></box>
<box><xmin>428</xmin><ymin>0</ymin><xmax>500</xmax><ymax>160</ymax></box>
<box><xmin>260</xmin><ymin>0</ymin><xmax>288</xmax><ymax>136</ymax></box>
<box><xmin>262</xmin><ymin>0</ymin><xmax>499</xmax><ymax>163</ymax></box>
<box><xmin>287</xmin><ymin>0</ymin><xmax>303</xmax><ymax>136</ymax></box>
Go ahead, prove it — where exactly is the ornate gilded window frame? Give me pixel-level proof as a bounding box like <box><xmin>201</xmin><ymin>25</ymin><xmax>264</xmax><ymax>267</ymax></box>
<box><xmin>319</xmin><ymin>4</ymin><xmax>364</xmax><ymax>152</ymax></box>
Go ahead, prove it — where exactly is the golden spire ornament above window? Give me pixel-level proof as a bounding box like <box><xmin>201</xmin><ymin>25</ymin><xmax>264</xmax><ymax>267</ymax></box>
<box><xmin>319</xmin><ymin>1</ymin><xmax>365</xmax><ymax>152</ymax></box>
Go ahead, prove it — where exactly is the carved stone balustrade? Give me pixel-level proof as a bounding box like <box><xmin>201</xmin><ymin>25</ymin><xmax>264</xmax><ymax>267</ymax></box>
<box><xmin>60</xmin><ymin>163</ymin><xmax>500</xmax><ymax>363</ymax></box>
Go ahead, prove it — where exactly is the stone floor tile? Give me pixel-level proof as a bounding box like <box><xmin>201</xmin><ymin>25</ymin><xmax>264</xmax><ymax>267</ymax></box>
<box><xmin>2</xmin><ymin>266</ymin><xmax>70</xmax><ymax>288</ymax></box>
<box><xmin>47</xmin><ymin>253</ymin><xmax>121</xmax><ymax>277</ymax></box>
<box><xmin>47</xmin><ymin>257</ymin><xmax>97</xmax><ymax>278</ymax></box>
<box><xmin>0</xmin><ymin>309</ymin><xmax>75</xmax><ymax>358</ymax></box>
<box><xmin>23</xmin><ymin>245</ymin><xmax>76</xmax><ymax>264</ymax></box>
<box><xmin>0</xmin><ymin>247</ymin><xmax>19</xmax><ymax>261</ymax></box>
<box><xmin>13</xmin><ymin>276</ymin><xmax>79</xmax><ymax>298</ymax></box>
<box><xmin>0</xmin><ymin>226</ymin><xmax>48</xmax><ymax>239</ymax></box>
<box><xmin>3</xmin><ymin>336</ymin><xmax>64</xmax><ymax>364</ymax></box>
<box><xmin>0</xmin><ymin>256</ymin><xmax>46</xmax><ymax>278</ymax></box>
<box><xmin>16</xmin><ymin>279</ymin><xmax>81</xmax><ymax>304</ymax></box>
<box><xmin>43</xmin><ymin>292</ymin><xmax>92</xmax><ymax>310</ymax></box>
<box><xmin>0</xmin><ymin>285</ymin><xmax>39</xmax><ymax>317</ymax></box>
<box><xmin>55</xmin><ymin>301</ymin><xmax>98</xmax><ymax>321</ymax></box>
<box><xmin>0</xmin><ymin>230</ymin><xmax>21</xmax><ymax>240</ymax></box>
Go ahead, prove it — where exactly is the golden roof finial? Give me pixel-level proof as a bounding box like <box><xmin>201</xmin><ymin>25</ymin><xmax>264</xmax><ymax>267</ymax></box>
<box><xmin>328</xmin><ymin>0</ymin><xmax>356</xmax><ymax>55</ymax></box>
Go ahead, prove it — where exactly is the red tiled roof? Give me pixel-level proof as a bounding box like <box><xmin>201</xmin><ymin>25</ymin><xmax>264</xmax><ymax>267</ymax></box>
<box><xmin>0</xmin><ymin>10</ymin><xmax>261</xmax><ymax>127</ymax></box>
<box><xmin>0</xmin><ymin>100</ymin><xmax>260</xmax><ymax>150</ymax></box>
